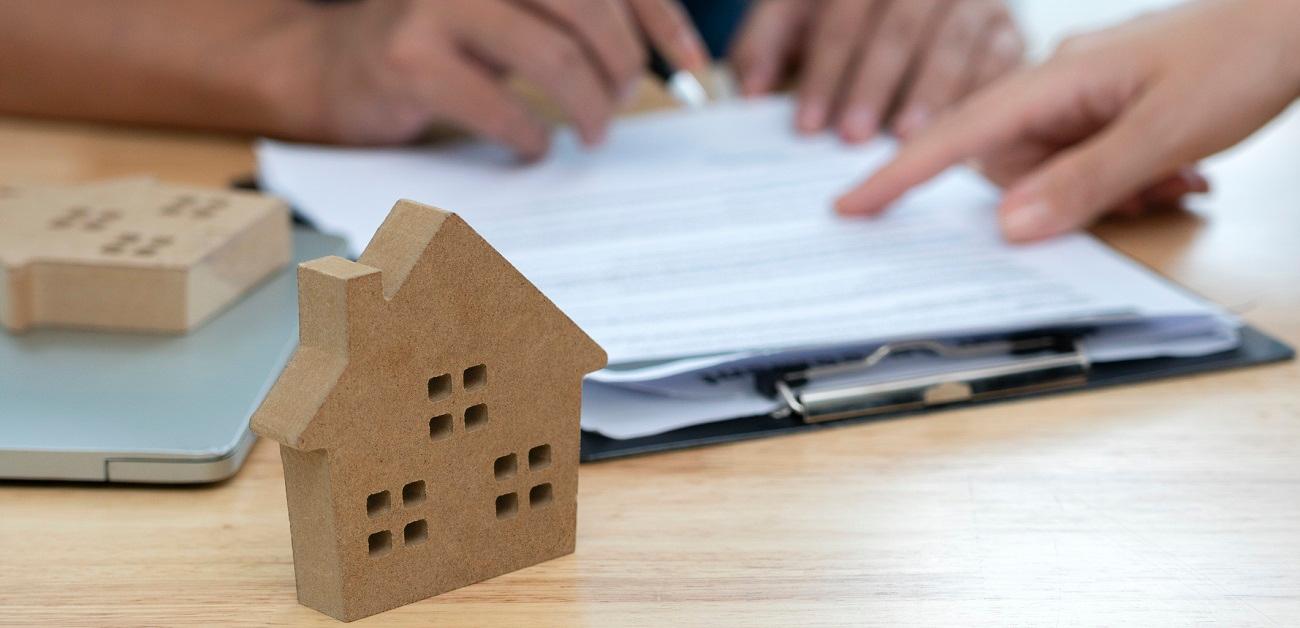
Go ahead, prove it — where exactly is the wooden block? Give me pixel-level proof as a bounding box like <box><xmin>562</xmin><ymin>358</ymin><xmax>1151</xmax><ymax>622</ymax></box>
<box><xmin>251</xmin><ymin>199</ymin><xmax>607</xmax><ymax>622</ymax></box>
<box><xmin>0</xmin><ymin>178</ymin><xmax>290</xmax><ymax>334</ymax></box>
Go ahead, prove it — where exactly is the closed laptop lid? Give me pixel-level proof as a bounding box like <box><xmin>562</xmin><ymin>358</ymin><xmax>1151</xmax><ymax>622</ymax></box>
<box><xmin>0</xmin><ymin>227</ymin><xmax>348</xmax><ymax>482</ymax></box>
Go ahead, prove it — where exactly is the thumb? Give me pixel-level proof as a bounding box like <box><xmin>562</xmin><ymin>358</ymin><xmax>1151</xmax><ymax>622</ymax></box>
<box><xmin>998</xmin><ymin>97</ymin><xmax>1179</xmax><ymax>242</ymax></box>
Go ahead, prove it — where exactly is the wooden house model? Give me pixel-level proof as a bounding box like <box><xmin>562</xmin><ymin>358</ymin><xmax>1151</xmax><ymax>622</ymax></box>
<box><xmin>0</xmin><ymin>178</ymin><xmax>289</xmax><ymax>334</ymax></box>
<box><xmin>251</xmin><ymin>200</ymin><xmax>605</xmax><ymax>621</ymax></box>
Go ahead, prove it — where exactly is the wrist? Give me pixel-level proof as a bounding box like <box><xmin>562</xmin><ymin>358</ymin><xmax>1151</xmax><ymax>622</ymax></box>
<box><xmin>240</xmin><ymin>9</ymin><xmax>333</xmax><ymax>140</ymax></box>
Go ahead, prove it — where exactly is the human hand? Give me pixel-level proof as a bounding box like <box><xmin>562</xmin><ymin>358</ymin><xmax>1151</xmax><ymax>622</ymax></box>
<box><xmin>835</xmin><ymin>0</ymin><xmax>1300</xmax><ymax>242</ymax></box>
<box><xmin>729</xmin><ymin>0</ymin><xmax>1023</xmax><ymax>142</ymax></box>
<box><xmin>307</xmin><ymin>0</ymin><xmax>707</xmax><ymax>157</ymax></box>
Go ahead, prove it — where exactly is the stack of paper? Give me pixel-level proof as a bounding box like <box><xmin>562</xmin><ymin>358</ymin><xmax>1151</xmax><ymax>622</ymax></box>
<box><xmin>258</xmin><ymin>97</ymin><xmax>1238</xmax><ymax>439</ymax></box>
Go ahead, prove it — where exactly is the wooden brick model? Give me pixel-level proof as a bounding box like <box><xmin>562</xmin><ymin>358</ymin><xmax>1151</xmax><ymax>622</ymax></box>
<box><xmin>251</xmin><ymin>200</ymin><xmax>606</xmax><ymax>622</ymax></box>
<box><xmin>0</xmin><ymin>179</ymin><xmax>290</xmax><ymax>334</ymax></box>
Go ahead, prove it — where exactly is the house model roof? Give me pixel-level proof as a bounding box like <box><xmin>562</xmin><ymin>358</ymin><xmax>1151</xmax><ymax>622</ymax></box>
<box><xmin>252</xmin><ymin>199</ymin><xmax>605</xmax><ymax>451</ymax></box>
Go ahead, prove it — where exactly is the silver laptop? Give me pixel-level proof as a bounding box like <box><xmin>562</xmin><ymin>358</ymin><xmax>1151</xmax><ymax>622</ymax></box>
<box><xmin>0</xmin><ymin>227</ymin><xmax>347</xmax><ymax>483</ymax></box>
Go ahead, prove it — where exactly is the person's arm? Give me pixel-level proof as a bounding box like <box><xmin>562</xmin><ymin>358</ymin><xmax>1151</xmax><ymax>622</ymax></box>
<box><xmin>835</xmin><ymin>0</ymin><xmax>1300</xmax><ymax>241</ymax></box>
<box><xmin>0</xmin><ymin>0</ymin><xmax>708</xmax><ymax>156</ymax></box>
<box><xmin>0</xmin><ymin>1</ymin><xmax>320</xmax><ymax>137</ymax></box>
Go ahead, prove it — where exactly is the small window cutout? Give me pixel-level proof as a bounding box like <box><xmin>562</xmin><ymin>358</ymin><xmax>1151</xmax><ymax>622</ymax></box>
<box><xmin>402</xmin><ymin>480</ymin><xmax>426</xmax><ymax>506</ymax></box>
<box><xmin>162</xmin><ymin>196</ymin><xmax>192</xmax><ymax>216</ymax></box>
<box><xmin>366</xmin><ymin>490</ymin><xmax>390</xmax><ymax>517</ymax></box>
<box><xmin>429</xmin><ymin>413</ymin><xmax>452</xmax><ymax>441</ymax></box>
<box><xmin>529</xmin><ymin>483</ymin><xmax>554</xmax><ymax>508</ymax></box>
<box><xmin>463</xmin><ymin>364</ymin><xmax>487</xmax><ymax>391</ymax></box>
<box><xmin>464</xmin><ymin>404</ymin><xmax>488</xmax><ymax>431</ymax></box>
<box><xmin>368</xmin><ymin>531</ymin><xmax>392</xmax><ymax>557</ymax></box>
<box><xmin>496</xmin><ymin>493</ymin><xmax>518</xmax><ymax>519</ymax></box>
<box><xmin>494</xmin><ymin>453</ymin><xmax>517</xmax><ymax>480</ymax></box>
<box><xmin>528</xmin><ymin>444</ymin><xmax>552</xmax><ymax>470</ymax></box>
<box><xmin>427</xmin><ymin>373</ymin><xmax>451</xmax><ymax>401</ymax></box>
<box><xmin>403</xmin><ymin>519</ymin><xmax>428</xmax><ymax>545</ymax></box>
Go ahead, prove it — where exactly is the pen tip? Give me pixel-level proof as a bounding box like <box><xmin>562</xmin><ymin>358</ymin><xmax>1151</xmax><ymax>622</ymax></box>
<box><xmin>668</xmin><ymin>71</ymin><xmax>709</xmax><ymax>109</ymax></box>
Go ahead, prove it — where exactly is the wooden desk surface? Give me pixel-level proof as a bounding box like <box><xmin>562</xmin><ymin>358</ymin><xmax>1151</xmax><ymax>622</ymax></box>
<box><xmin>2</xmin><ymin>96</ymin><xmax>1299</xmax><ymax>626</ymax></box>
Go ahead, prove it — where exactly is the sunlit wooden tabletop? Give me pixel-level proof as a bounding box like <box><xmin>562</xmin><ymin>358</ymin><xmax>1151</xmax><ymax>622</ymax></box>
<box><xmin>2</xmin><ymin>11</ymin><xmax>1299</xmax><ymax>627</ymax></box>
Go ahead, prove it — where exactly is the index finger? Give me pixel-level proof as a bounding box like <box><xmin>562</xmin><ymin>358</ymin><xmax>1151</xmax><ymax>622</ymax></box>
<box><xmin>456</xmin><ymin>1</ymin><xmax>614</xmax><ymax>145</ymax></box>
<box><xmin>834</xmin><ymin>67</ymin><xmax>1042</xmax><ymax>216</ymax></box>
<box><xmin>626</xmin><ymin>0</ymin><xmax>709</xmax><ymax>72</ymax></box>
<box><xmin>522</xmin><ymin>0</ymin><xmax>646</xmax><ymax>92</ymax></box>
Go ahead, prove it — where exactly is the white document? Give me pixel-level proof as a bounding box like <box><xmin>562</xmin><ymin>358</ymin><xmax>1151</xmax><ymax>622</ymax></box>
<box><xmin>258</xmin><ymin>96</ymin><xmax>1239</xmax><ymax>439</ymax></box>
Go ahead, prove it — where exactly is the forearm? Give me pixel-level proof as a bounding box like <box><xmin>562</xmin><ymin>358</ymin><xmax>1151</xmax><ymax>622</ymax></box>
<box><xmin>0</xmin><ymin>0</ymin><xmax>327</xmax><ymax>137</ymax></box>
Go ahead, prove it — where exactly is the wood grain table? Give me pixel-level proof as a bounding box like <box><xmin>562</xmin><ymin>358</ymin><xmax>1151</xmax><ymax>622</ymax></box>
<box><xmin>2</xmin><ymin>56</ymin><xmax>1299</xmax><ymax>628</ymax></box>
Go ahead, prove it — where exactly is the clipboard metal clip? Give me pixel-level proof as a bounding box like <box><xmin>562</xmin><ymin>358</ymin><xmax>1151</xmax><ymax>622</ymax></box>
<box><xmin>771</xmin><ymin>336</ymin><xmax>1091</xmax><ymax>424</ymax></box>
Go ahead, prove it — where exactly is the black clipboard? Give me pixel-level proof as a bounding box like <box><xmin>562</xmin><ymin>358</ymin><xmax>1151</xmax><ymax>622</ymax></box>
<box><xmin>579</xmin><ymin>325</ymin><xmax>1293</xmax><ymax>462</ymax></box>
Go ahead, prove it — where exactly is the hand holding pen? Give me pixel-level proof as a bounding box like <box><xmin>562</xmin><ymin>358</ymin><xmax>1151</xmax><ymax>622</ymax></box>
<box><xmin>304</xmin><ymin>0</ymin><xmax>709</xmax><ymax>158</ymax></box>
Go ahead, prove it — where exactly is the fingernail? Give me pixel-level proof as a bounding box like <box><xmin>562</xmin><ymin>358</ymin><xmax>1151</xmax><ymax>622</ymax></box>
<box><xmin>834</xmin><ymin>186</ymin><xmax>881</xmax><ymax>217</ymax></box>
<box><xmin>679</xmin><ymin>32</ymin><xmax>708</xmax><ymax>70</ymax></box>
<box><xmin>834</xmin><ymin>197</ymin><xmax>865</xmax><ymax>217</ymax></box>
<box><xmin>517</xmin><ymin>135</ymin><xmax>549</xmax><ymax>163</ymax></box>
<box><xmin>797</xmin><ymin>102</ymin><xmax>826</xmax><ymax>134</ymax></box>
<box><xmin>1000</xmin><ymin>201</ymin><xmax>1058</xmax><ymax>241</ymax></box>
<box><xmin>619</xmin><ymin>79</ymin><xmax>641</xmax><ymax>106</ymax></box>
<box><xmin>895</xmin><ymin>107</ymin><xmax>931</xmax><ymax>138</ymax></box>
<box><xmin>840</xmin><ymin>107</ymin><xmax>878</xmax><ymax>143</ymax></box>
<box><xmin>743</xmin><ymin>63</ymin><xmax>773</xmax><ymax>97</ymax></box>
<box><xmin>584</xmin><ymin>122</ymin><xmax>608</xmax><ymax>147</ymax></box>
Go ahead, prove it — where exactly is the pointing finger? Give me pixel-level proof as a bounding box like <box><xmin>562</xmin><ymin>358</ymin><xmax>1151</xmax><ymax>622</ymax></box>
<box><xmin>835</xmin><ymin>66</ymin><xmax>1049</xmax><ymax>216</ymax></box>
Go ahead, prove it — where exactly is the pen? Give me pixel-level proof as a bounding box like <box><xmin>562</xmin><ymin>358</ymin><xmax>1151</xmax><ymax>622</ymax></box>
<box><xmin>649</xmin><ymin>50</ymin><xmax>709</xmax><ymax>109</ymax></box>
<box><xmin>666</xmin><ymin>70</ymin><xmax>709</xmax><ymax>109</ymax></box>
